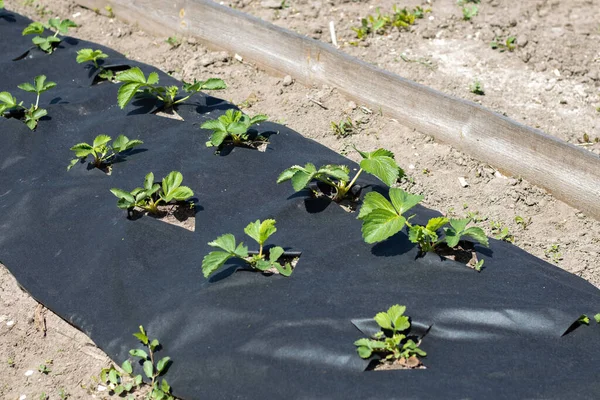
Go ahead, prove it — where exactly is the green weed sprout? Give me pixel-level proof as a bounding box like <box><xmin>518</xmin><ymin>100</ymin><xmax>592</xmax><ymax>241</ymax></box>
<box><xmin>110</xmin><ymin>171</ymin><xmax>194</xmax><ymax>215</ymax></box>
<box><xmin>462</xmin><ymin>5</ymin><xmax>478</xmax><ymax>20</ymax></box>
<box><xmin>470</xmin><ymin>80</ymin><xmax>485</xmax><ymax>95</ymax></box>
<box><xmin>352</xmin><ymin>6</ymin><xmax>427</xmax><ymax>39</ymax></box>
<box><xmin>101</xmin><ymin>325</ymin><xmax>173</xmax><ymax>399</ymax></box>
<box><xmin>491</xmin><ymin>36</ymin><xmax>517</xmax><ymax>52</ymax></box>
<box><xmin>22</xmin><ymin>18</ymin><xmax>77</xmax><ymax>53</ymax></box>
<box><xmin>0</xmin><ymin>75</ymin><xmax>56</xmax><ymax>130</ymax></box>
<box><xmin>202</xmin><ymin>219</ymin><xmax>294</xmax><ymax>278</ymax></box>
<box><xmin>68</xmin><ymin>134</ymin><xmax>143</xmax><ymax>171</ymax></box>
<box><xmin>115</xmin><ymin>67</ymin><xmax>226</xmax><ymax>109</ymax></box>
<box><xmin>201</xmin><ymin>109</ymin><xmax>268</xmax><ymax>147</ymax></box>
<box><xmin>0</xmin><ymin>1</ymin><xmax>4</xmax><ymax>9</ymax></box>
<box><xmin>354</xmin><ymin>305</ymin><xmax>426</xmax><ymax>366</ymax></box>
<box><xmin>277</xmin><ymin>147</ymin><xmax>403</xmax><ymax>203</ymax></box>
<box><xmin>331</xmin><ymin>117</ymin><xmax>354</xmax><ymax>137</ymax></box>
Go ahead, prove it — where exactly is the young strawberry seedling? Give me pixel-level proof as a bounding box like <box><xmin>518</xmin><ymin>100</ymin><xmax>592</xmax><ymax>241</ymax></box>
<box><xmin>354</xmin><ymin>305</ymin><xmax>426</xmax><ymax>370</ymax></box>
<box><xmin>352</xmin><ymin>6</ymin><xmax>427</xmax><ymax>39</ymax></box>
<box><xmin>75</xmin><ymin>48</ymin><xmax>119</xmax><ymax>82</ymax></box>
<box><xmin>110</xmin><ymin>171</ymin><xmax>194</xmax><ymax>216</ymax></box>
<box><xmin>0</xmin><ymin>75</ymin><xmax>56</xmax><ymax>130</ymax></box>
<box><xmin>68</xmin><ymin>134</ymin><xmax>143</xmax><ymax>171</ymax></box>
<box><xmin>491</xmin><ymin>36</ymin><xmax>517</xmax><ymax>52</ymax></box>
<box><xmin>22</xmin><ymin>18</ymin><xmax>77</xmax><ymax>54</ymax></box>
<box><xmin>201</xmin><ymin>109</ymin><xmax>269</xmax><ymax>148</ymax></box>
<box><xmin>277</xmin><ymin>147</ymin><xmax>403</xmax><ymax>203</ymax></box>
<box><xmin>391</xmin><ymin>5</ymin><xmax>428</xmax><ymax>29</ymax></box>
<box><xmin>115</xmin><ymin>67</ymin><xmax>226</xmax><ymax>110</ymax></box>
<box><xmin>202</xmin><ymin>219</ymin><xmax>295</xmax><ymax>278</ymax></box>
<box><xmin>358</xmin><ymin>188</ymin><xmax>488</xmax><ymax>269</ymax></box>
<box><xmin>101</xmin><ymin>325</ymin><xmax>174</xmax><ymax>399</ymax></box>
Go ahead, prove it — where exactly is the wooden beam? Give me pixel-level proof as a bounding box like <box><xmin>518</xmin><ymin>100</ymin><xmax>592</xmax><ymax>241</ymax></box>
<box><xmin>77</xmin><ymin>0</ymin><xmax>600</xmax><ymax>220</ymax></box>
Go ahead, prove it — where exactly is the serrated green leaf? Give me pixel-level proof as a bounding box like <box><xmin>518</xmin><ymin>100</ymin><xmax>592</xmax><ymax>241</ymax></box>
<box><xmin>361</xmin><ymin>209</ymin><xmax>406</xmax><ymax>244</ymax></box>
<box><xmin>386</xmin><ymin>305</ymin><xmax>409</xmax><ymax>331</ymax></box>
<box><xmin>200</xmin><ymin>78</ymin><xmax>226</xmax><ymax>90</ymax></box>
<box><xmin>319</xmin><ymin>164</ymin><xmax>350</xmax><ymax>182</ymax></box>
<box><xmin>425</xmin><ymin>217</ymin><xmax>448</xmax><ymax>233</ymax></box>
<box><xmin>201</xmin><ymin>251</ymin><xmax>234</xmax><ymax>278</ymax></box>
<box><xmin>0</xmin><ymin>91</ymin><xmax>18</xmax><ymax>108</ymax></box>
<box><xmin>449</xmin><ymin>218</ymin><xmax>470</xmax><ymax>233</ymax></box>
<box><xmin>277</xmin><ymin>167</ymin><xmax>299</xmax><ymax>184</ymax></box>
<box><xmin>358</xmin><ymin>147</ymin><xmax>401</xmax><ymax>186</ymax></box>
<box><xmin>144</xmin><ymin>172</ymin><xmax>155</xmax><ymax>191</ymax></box>
<box><xmin>208</xmin><ymin>233</ymin><xmax>237</xmax><ymax>253</ymax></box>
<box><xmin>134</xmin><ymin>374</ymin><xmax>143</xmax><ymax>385</ymax></box>
<box><xmin>22</xmin><ymin>22</ymin><xmax>44</xmax><ymax>36</ymax></box>
<box><xmin>31</xmin><ymin>108</ymin><xmax>47</xmax><ymax>120</ymax></box>
<box><xmin>116</xmin><ymin>67</ymin><xmax>147</xmax><ymax>84</ymax></box>
<box><xmin>143</xmin><ymin>360</ymin><xmax>153</xmax><ymax>378</ymax></box>
<box><xmin>356</xmin><ymin>345</ymin><xmax>372</xmax><ymax>359</ymax></box>
<box><xmin>161</xmin><ymin>379</ymin><xmax>171</xmax><ymax>393</ymax></box>
<box><xmin>17</xmin><ymin>82</ymin><xmax>36</xmax><ymax>93</ymax></box>
<box><xmin>67</xmin><ymin>158</ymin><xmax>79</xmax><ymax>171</ymax></box>
<box><xmin>208</xmin><ymin>130</ymin><xmax>229</xmax><ymax>147</ymax></box>
<box><xmin>269</xmin><ymin>246</ymin><xmax>285</xmax><ymax>263</ymax></box>
<box><xmin>150</xmin><ymin>339</ymin><xmax>159</xmax><ymax>351</ymax></box>
<box><xmin>117</xmin><ymin>82</ymin><xmax>143</xmax><ymax>109</ymax></box>
<box><xmin>110</xmin><ymin>188</ymin><xmax>135</xmax><ymax>203</ymax></box>
<box><xmin>249</xmin><ymin>114</ymin><xmax>268</xmax><ymax>125</ymax></box>
<box><xmin>165</xmin><ymin>186</ymin><xmax>193</xmax><ymax>202</ymax></box>
<box><xmin>357</xmin><ymin>191</ymin><xmax>396</xmax><ymax>220</ymax></box>
<box><xmin>93</xmin><ymin>134</ymin><xmax>111</xmax><ymax>148</ymax></box>
<box><xmin>389</xmin><ymin>188</ymin><xmax>423</xmax><ymax>215</ymax></box>
<box><xmin>462</xmin><ymin>227</ymin><xmax>489</xmax><ymax>247</ymax></box>
<box><xmin>228</xmin><ymin>121</ymin><xmax>248</xmax><ymax>135</ymax></box>
<box><xmin>147</xmin><ymin>72</ymin><xmax>160</xmax><ymax>85</ymax></box>
<box><xmin>291</xmin><ymin>168</ymin><xmax>316</xmax><ymax>192</ymax></box>
<box><xmin>69</xmin><ymin>143</ymin><xmax>94</xmax><ymax>157</ymax></box>
<box><xmin>162</xmin><ymin>170</ymin><xmax>183</xmax><ymax>193</ymax></box>
<box><xmin>258</xmin><ymin>219</ymin><xmax>277</xmax><ymax>244</ymax></box>
<box><xmin>374</xmin><ymin>311</ymin><xmax>393</xmax><ymax>330</ymax></box>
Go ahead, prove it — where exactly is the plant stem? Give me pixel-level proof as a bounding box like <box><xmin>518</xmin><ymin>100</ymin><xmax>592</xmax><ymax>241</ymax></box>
<box><xmin>34</xmin><ymin>93</ymin><xmax>40</xmax><ymax>110</ymax></box>
<box><xmin>259</xmin><ymin>243</ymin><xmax>263</xmax><ymax>258</ymax></box>
<box><xmin>346</xmin><ymin>168</ymin><xmax>363</xmax><ymax>191</ymax></box>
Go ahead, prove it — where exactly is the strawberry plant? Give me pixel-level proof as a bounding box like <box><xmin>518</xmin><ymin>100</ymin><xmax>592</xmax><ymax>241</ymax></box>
<box><xmin>391</xmin><ymin>5</ymin><xmax>427</xmax><ymax>29</ymax></box>
<box><xmin>353</xmin><ymin>6</ymin><xmax>427</xmax><ymax>39</ymax></box>
<box><xmin>110</xmin><ymin>171</ymin><xmax>194</xmax><ymax>215</ymax></box>
<box><xmin>0</xmin><ymin>75</ymin><xmax>56</xmax><ymax>130</ymax></box>
<box><xmin>407</xmin><ymin>217</ymin><xmax>489</xmax><ymax>253</ymax></box>
<box><xmin>278</xmin><ymin>147</ymin><xmax>403</xmax><ymax>203</ymax></box>
<box><xmin>68</xmin><ymin>134</ymin><xmax>143</xmax><ymax>171</ymax></box>
<box><xmin>201</xmin><ymin>109</ymin><xmax>268</xmax><ymax>148</ymax></box>
<box><xmin>115</xmin><ymin>67</ymin><xmax>226</xmax><ymax>110</ymax></box>
<box><xmin>491</xmin><ymin>36</ymin><xmax>517</xmax><ymax>52</ymax></box>
<box><xmin>75</xmin><ymin>48</ymin><xmax>118</xmax><ymax>81</ymax></box>
<box><xmin>202</xmin><ymin>219</ymin><xmax>294</xmax><ymax>278</ymax></box>
<box><xmin>358</xmin><ymin>188</ymin><xmax>489</xmax><ymax>253</ymax></box>
<box><xmin>354</xmin><ymin>305</ymin><xmax>426</xmax><ymax>368</ymax></box>
<box><xmin>101</xmin><ymin>325</ymin><xmax>173</xmax><ymax>399</ymax></box>
<box><xmin>22</xmin><ymin>18</ymin><xmax>77</xmax><ymax>54</ymax></box>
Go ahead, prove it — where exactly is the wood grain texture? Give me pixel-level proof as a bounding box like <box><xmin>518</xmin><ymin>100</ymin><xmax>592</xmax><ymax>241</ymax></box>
<box><xmin>78</xmin><ymin>0</ymin><xmax>600</xmax><ymax>220</ymax></box>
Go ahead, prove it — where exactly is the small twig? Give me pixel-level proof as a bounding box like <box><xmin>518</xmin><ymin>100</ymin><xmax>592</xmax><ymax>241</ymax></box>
<box><xmin>308</xmin><ymin>98</ymin><xmax>328</xmax><ymax>110</ymax></box>
<box><xmin>329</xmin><ymin>21</ymin><xmax>338</xmax><ymax>48</ymax></box>
<box><xmin>574</xmin><ymin>142</ymin><xmax>594</xmax><ymax>147</ymax></box>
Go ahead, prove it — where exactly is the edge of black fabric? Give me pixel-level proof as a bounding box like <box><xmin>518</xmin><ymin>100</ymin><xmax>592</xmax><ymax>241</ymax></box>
<box><xmin>2</xmin><ymin>10</ymin><xmax>600</xmax><ymax>400</ymax></box>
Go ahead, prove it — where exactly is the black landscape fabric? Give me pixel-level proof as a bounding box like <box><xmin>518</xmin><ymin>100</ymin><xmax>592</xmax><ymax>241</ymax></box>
<box><xmin>1</xmin><ymin>10</ymin><xmax>600</xmax><ymax>400</ymax></box>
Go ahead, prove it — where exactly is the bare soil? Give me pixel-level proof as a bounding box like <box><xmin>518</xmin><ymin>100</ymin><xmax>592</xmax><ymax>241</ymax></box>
<box><xmin>372</xmin><ymin>355</ymin><xmax>425</xmax><ymax>371</ymax></box>
<box><xmin>2</xmin><ymin>0</ymin><xmax>600</xmax><ymax>397</ymax></box>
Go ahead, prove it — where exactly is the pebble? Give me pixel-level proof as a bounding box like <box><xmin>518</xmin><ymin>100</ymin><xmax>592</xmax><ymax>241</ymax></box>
<box><xmin>97</xmin><ymin>385</ymin><xmax>107</xmax><ymax>392</ymax></box>
<box><xmin>24</xmin><ymin>370</ymin><xmax>34</xmax><ymax>376</ymax></box>
<box><xmin>458</xmin><ymin>177</ymin><xmax>469</xmax><ymax>187</ymax></box>
<box><xmin>282</xmin><ymin>75</ymin><xmax>294</xmax><ymax>86</ymax></box>
<box><xmin>6</xmin><ymin>320</ymin><xmax>14</xmax><ymax>327</ymax></box>
<box><xmin>348</xmin><ymin>101</ymin><xmax>357</xmax><ymax>110</ymax></box>
<box><xmin>19</xmin><ymin>396</ymin><xmax>26</xmax><ymax>400</ymax></box>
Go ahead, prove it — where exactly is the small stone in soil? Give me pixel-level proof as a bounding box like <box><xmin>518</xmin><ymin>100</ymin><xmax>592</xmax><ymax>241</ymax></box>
<box><xmin>282</xmin><ymin>75</ymin><xmax>294</xmax><ymax>86</ymax></box>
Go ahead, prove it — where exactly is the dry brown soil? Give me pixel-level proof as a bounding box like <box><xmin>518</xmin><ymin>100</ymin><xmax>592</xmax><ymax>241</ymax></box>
<box><xmin>1</xmin><ymin>0</ymin><xmax>599</xmax><ymax>397</ymax></box>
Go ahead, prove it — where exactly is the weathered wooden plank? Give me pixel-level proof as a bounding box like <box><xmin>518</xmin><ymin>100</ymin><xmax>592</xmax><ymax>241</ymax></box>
<box><xmin>77</xmin><ymin>0</ymin><xmax>600</xmax><ymax>220</ymax></box>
